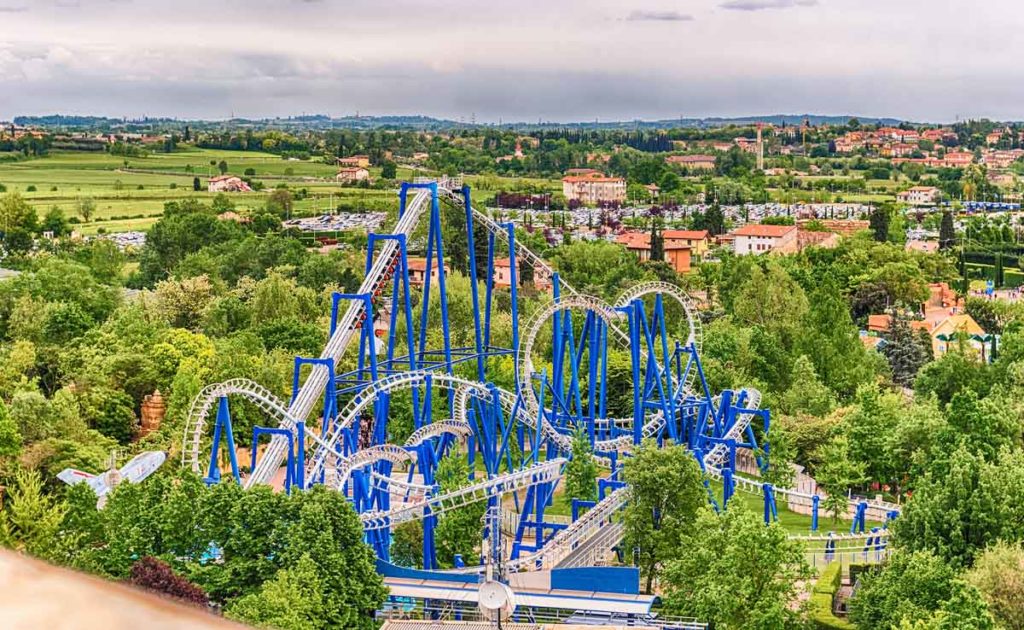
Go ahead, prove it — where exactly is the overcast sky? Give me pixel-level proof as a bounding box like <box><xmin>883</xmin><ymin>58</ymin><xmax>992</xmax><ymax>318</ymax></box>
<box><xmin>0</xmin><ymin>0</ymin><xmax>1021</xmax><ymax>123</ymax></box>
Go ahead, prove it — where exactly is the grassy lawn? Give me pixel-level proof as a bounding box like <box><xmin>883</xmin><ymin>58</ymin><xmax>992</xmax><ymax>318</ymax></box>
<box><xmin>0</xmin><ymin>148</ymin><xmax>403</xmax><ymax>232</ymax></box>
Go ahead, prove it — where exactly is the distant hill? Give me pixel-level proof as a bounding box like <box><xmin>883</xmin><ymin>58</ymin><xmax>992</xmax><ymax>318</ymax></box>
<box><xmin>13</xmin><ymin>112</ymin><xmax>912</xmax><ymax>131</ymax></box>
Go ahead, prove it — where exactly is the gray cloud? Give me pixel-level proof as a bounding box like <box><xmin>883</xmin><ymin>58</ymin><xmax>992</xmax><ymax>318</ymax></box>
<box><xmin>720</xmin><ymin>0</ymin><xmax>817</xmax><ymax>10</ymax></box>
<box><xmin>0</xmin><ymin>0</ymin><xmax>1021</xmax><ymax>123</ymax></box>
<box><xmin>625</xmin><ymin>10</ymin><xmax>694</xmax><ymax>21</ymax></box>
<box><xmin>0</xmin><ymin>5</ymin><xmax>28</xmax><ymax>12</ymax></box>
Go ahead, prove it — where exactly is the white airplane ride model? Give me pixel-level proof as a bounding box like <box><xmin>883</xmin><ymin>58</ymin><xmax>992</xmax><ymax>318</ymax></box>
<box><xmin>57</xmin><ymin>451</ymin><xmax>167</xmax><ymax>507</ymax></box>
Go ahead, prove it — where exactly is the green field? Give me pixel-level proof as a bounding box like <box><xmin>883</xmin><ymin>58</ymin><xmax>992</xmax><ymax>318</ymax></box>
<box><xmin>0</xmin><ymin>148</ymin><xmax>407</xmax><ymax>234</ymax></box>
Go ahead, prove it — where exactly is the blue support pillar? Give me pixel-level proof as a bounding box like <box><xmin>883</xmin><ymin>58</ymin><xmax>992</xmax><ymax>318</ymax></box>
<box><xmin>763</xmin><ymin>482</ymin><xmax>778</xmax><ymax>524</ymax></box>
<box><xmin>206</xmin><ymin>396</ymin><xmax>240</xmax><ymax>485</ymax></box>
<box><xmin>461</xmin><ymin>185</ymin><xmax>486</xmax><ymax>382</ymax></box>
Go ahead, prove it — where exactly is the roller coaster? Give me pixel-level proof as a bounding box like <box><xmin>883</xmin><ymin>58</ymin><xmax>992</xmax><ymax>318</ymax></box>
<box><xmin>182</xmin><ymin>178</ymin><xmax>899</xmax><ymax>625</ymax></box>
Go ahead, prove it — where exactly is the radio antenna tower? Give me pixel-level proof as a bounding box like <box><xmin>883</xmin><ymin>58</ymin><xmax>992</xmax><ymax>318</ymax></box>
<box><xmin>756</xmin><ymin>122</ymin><xmax>765</xmax><ymax>172</ymax></box>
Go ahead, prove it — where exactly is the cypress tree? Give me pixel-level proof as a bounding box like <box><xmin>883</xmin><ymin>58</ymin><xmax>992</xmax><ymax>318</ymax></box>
<box><xmin>939</xmin><ymin>211</ymin><xmax>956</xmax><ymax>250</ymax></box>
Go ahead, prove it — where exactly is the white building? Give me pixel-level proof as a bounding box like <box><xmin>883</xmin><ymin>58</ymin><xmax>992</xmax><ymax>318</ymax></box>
<box><xmin>336</xmin><ymin>167</ymin><xmax>370</xmax><ymax>183</ymax></box>
<box><xmin>732</xmin><ymin>224</ymin><xmax>798</xmax><ymax>256</ymax></box>
<box><xmin>561</xmin><ymin>172</ymin><xmax>626</xmax><ymax>205</ymax></box>
<box><xmin>897</xmin><ymin>186</ymin><xmax>941</xmax><ymax>205</ymax></box>
<box><xmin>207</xmin><ymin>175</ymin><xmax>252</xmax><ymax>193</ymax></box>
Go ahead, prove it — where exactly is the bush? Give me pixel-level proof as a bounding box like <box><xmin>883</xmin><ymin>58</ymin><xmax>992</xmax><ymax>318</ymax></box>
<box><xmin>808</xmin><ymin>564</ymin><xmax>854</xmax><ymax>630</ymax></box>
<box><xmin>129</xmin><ymin>557</ymin><xmax>209</xmax><ymax>606</ymax></box>
<box><xmin>26</xmin><ymin>185</ymin><xmax>36</xmax><ymax>192</ymax></box>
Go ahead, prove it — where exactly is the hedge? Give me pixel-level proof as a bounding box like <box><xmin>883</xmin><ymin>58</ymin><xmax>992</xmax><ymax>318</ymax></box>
<box><xmin>964</xmin><ymin>264</ymin><xmax>1024</xmax><ymax>288</ymax></box>
<box><xmin>808</xmin><ymin>563</ymin><xmax>854</xmax><ymax>630</ymax></box>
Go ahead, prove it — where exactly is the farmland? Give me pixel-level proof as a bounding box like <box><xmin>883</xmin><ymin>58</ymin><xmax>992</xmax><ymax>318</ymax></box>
<box><xmin>0</xmin><ymin>148</ymin><xmax>412</xmax><ymax>234</ymax></box>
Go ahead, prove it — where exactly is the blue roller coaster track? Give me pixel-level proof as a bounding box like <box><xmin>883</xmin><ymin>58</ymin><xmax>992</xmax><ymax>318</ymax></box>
<box><xmin>181</xmin><ymin>177</ymin><xmax>900</xmax><ymax>624</ymax></box>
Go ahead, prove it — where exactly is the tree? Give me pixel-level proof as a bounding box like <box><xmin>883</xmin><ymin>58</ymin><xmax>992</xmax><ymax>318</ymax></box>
<box><xmin>776</xmin><ymin>355</ymin><xmax>835</xmax><ymax>417</ymax></box>
<box><xmin>0</xmin><ymin>398</ymin><xmax>21</xmax><ymax>457</ymax></box>
<box><xmin>0</xmin><ymin>191</ymin><xmax>38</xmax><ymax>232</ymax></box>
<box><xmin>389</xmin><ymin>522</ymin><xmax>424</xmax><ymax>568</ymax></box>
<box><xmin>41</xmin><ymin>206</ymin><xmax>69</xmax><ymax>237</ymax></box>
<box><xmin>649</xmin><ymin>218</ymin><xmax>664</xmax><ymax>263</ymax></box>
<box><xmin>850</xmin><ymin>550</ymin><xmax>994</xmax><ymax>629</ymax></box>
<box><xmin>565</xmin><ymin>428</ymin><xmax>598</xmax><ymax>503</ymax></box>
<box><xmin>193</xmin><ymin>176</ymin><xmax>201</xmax><ymax>191</ymax></box>
<box><xmin>434</xmin><ymin>452</ymin><xmax>485</xmax><ymax>568</ymax></box>
<box><xmin>965</xmin><ymin>541</ymin><xmax>1024</xmax><ymax>630</ymax></box>
<box><xmin>0</xmin><ymin>469</ymin><xmax>69</xmax><ymax>562</ymax></box>
<box><xmin>891</xmin><ymin>446</ymin><xmax>1024</xmax><ymax>567</ymax></box>
<box><xmin>130</xmin><ymin>556</ymin><xmax>209</xmax><ymax>606</ymax></box>
<box><xmin>621</xmin><ymin>440</ymin><xmax>705</xmax><ymax>593</ymax></box>
<box><xmin>280</xmin><ymin>487</ymin><xmax>387</xmax><ymax>630</ymax></box>
<box><xmin>266</xmin><ymin>188</ymin><xmax>294</xmax><ymax>218</ymax></box>
<box><xmin>884</xmin><ymin>312</ymin><xmax>931</xmax><ymax>387</ymax></box>
<box><xmin>218</xmin><ymin>160</ymin><xmax>228</xmax><ymax>175</ymax></box>
<box><xmin>661</xmin><ymin>505</ymin><xmax>812</xmax><ymax>629</ymax></box>
<box><xmin>915</xmin><ymin>348</ymin><xmax>990</xmax><ymax>406</ymax></box>
<box><xmin>815</xmin><ymin>435</ymin><xmax>866</xmax><ymax>523</ymax></box>
<box><xmin>380</xmin><ymin>160</ymin><xmax>397</xmax><ymax>179</ymax></box>
<box><xmin>76</xmin><ymin>196</ymin><xmax>96</xmax><ymax>223</ymax></box>
<box><xmin>83</xmin><ymin>387</ymin><xmax>139</xmax><ymax>444</ymax></box>
<box><xmin>226</xmin><ymin>554</ymin><xmax>326</xmax><ymax>630</ymax></box>
<box><xmin>702</xmin><ymin>203</ymin><xmax>726</xmax><ymax>236</ymax></box>
<box><xmin>869</xmin><ymin>205</ymin><xmax>891</xmax><ymax>242</ymax></box>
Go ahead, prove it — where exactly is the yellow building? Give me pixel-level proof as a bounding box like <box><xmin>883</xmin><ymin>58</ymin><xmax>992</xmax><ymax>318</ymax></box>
<box><xmin>663</xmin><ymin>230</ymin><xmax>711</xmax><ymax>258</ymax></box>
<box><xmin>931</xmin><ymin>314</ymin><xmax>988</xmax><ymax>359</ymax></box>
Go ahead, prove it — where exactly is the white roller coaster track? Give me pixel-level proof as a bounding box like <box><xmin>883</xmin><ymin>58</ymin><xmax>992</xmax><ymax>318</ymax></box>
<box><xmin>359</xmin><ymin>458</ymin><xmax>565</xmax><ymax>530</ymax></box>
<box><xmin>181</xmin><ymin>378</ymin><xmax>334</xmax><ymax>474</ymax></box>
<box><xmin>332</xmin><ymin>444</ymin><xmax>415</xmax><ymax>490</ymax></box>
<box><xmin>193</xmin><ymin>182</ymin><xmax>705</xmax><ymax>484</ymax></box>
<box><xmin>247</xmin><ymin>187</ymin><xmax>433</xmax><ymax>487</ymax></box>
<box><xmin>183</xmin><ymin>179</ymin><xmax>892</xmax><ymax>569</ymax></box>
<box><xmin>403</xmin><ymin>419</ymin><xmax>473</xmax><ymax>447</ymax></box>
<box><xmin>613</xmin><ymin>281</ymin><xmax>703</xmax><ymax>395</ymax></box>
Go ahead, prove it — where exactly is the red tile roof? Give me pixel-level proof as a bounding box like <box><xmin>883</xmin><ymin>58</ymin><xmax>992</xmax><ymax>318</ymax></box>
<box><xmin>732</xmin><ymin>224</ymin><xmax>797</xmax><ymax>238</ymax></box>
<box><xmin>562</xmin><ymin>172</ymin><xmax>624</xmax><ymax>183</ymax></box>
<box><xmin>664</xmin><ymin>230</ymin><xmax>709</xmax><ymax>240</ymax></box>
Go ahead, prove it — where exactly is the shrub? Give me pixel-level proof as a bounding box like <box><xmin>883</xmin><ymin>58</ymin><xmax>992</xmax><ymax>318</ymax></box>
<box><xmin>129</xmin><ymin>557</ymin><xmax>209</xmax><ymax>606</ymax></box>
<box><xmin>26</xmin><ymin>185</ymin><xmax>36</xmax><ymax>192</ymax></box>
<box><xmin>808</xmin><ymin>564</ymin><xmax>853</xmax><ymax>630</ymax></box>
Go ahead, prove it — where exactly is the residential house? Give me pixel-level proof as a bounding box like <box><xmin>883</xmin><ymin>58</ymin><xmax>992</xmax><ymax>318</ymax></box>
<box><xmin>666</xmin><ymin>154</ymin><xmax>717</xmax><ymax>171</ymax></box>
<box><xmin>337</xmin><ymin>155</ymin><xmax>371</xmax><ymax>168</ymax></box>
<box><xmin>207</xmin><ymin>175</ymin><xmax>252</xmax><ymax>193</ymax></box>
<box><xmin>407</xmin><ymin>257</ymin><xmax>449</xmax><ymax>287</ymax></box>
<box><xmin>834</xmin><ymin>137</ymin><xmax>862</xmax><ymax>153</ymax></box>
<box><xmin>930</xmin><ymin>314</ymin><xmax>989</xmax><ymax>359</ymax></box>
<box><xmin>561</xmin><ymin>172</ymin><xmax>627</xmax><ymax>205</ymax></box>
<box><xmin>663</xmin><ymin>230</ymin><xmax>711</xmax><ymax>258</ymax></box>
<box><xmin>336</xmin><ymin>167</ymin><xmax>371</xmax><ymax>183</ymax></box>
<box><xmin>896</xmin><ymin>186</ymin><xmax>941</xmax><ymax>205</ymax></box>
<box><xmin>492</xmin><ymin>258</ymin><xmax>553</xmax><ymax>290</ymax></box>
<box><xmin>883</xmin><ymin>143</ymin><xmax>917</xmax><ymax>158</ymax></box>
<box><xmin>944</xmin><ymin>151</ymin><xmax>975</xmax><ymax>167</ymax></box>
<box><xmin>731</xmin><ymin>224</ymin><xmax>798</xmax><ymax>256</ymax></box>
<box><xmin>734</xmin><ymin>137</ymin><xmax>758</xmax><ymax>153</ymax></box>
<box><xmin>615</xmin><ymin>232</ymin><xmax>692</xmax><ymax>274</ymax></box>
